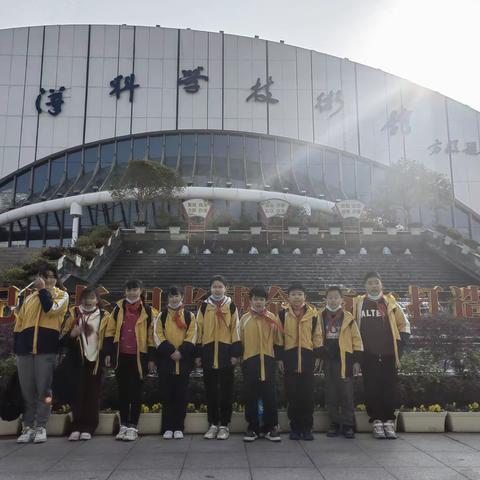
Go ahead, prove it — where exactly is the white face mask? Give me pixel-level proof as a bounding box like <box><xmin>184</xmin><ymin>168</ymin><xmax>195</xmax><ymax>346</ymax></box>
<box><xmin>126</xmin><ymin>297</ymin><xmax>140</xmax><ymax>304</ymax></box>
<box><xmin>210</xmin><ymin>294</ymin><xmax>225</xmax><ymax>302</ymax></box>
<box><xmin>367</xmin><ymin>292</ymin><xmax>383</xmax><ymax>301</ymax></box>
<box><xmin>168</xmin><ymin>301</ymin><xmax>182</xmax><ymax>309</ymax></box>
<box><xmin>80</xmin><ymin>304</ymin><xmax>97</xmax><ymax>313</ymax></box>
<box><xmin>326</xmin><ymin>304</ymin><xmax>342</xmax><ymax>312</ymax></box>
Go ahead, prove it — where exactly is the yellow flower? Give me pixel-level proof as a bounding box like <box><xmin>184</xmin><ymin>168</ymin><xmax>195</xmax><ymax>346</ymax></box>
<box><xmin>355</xmin><ymin>404</ymin><xmax>366</xmax><ymax>411</ymax></box>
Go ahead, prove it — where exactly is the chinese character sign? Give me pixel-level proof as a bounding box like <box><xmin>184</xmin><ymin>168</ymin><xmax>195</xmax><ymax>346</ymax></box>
<box><xmin>315</xmin><ymin>90</ymin><xmax>344</xmax><ymax>117</ymax></box>
<box><xmin>109</xmin><ymin>73</ymin><xmax>140</xmax><ymax>102</ymax></box>
<box><xmin>35</xmin><ymin>86</ymin><xmax>66</xmax><ymax>116</ymax></box>
<box><xmin>336</xmin><ymin>200</ymin><xmax>365</xmax><ymax>219</ymax></box>
<box><xmin>259</xmin><ymin>199</ymin><xmax>290</xmax><ymax>218</ymax></box>
<box><xmin>182</xmin><ymin>199</ymin><xmax>212</xmax><ymax>218</ymax></box>
<box><xmin>178</xmin><ymin>66</ymin><xmax>208</xmax><ymax>93</ymax></box>
<box><xmin>246</xmin><ymin>77</ymin><xmax>279</xmax><ymax>104</ymax></box>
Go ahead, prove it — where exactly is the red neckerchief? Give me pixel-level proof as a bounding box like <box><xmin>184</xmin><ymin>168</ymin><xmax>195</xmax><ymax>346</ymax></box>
<box><xmin>168</xmin><ymin>303</ymin><xmax>187</xmax><ymax>329</ymax></box>
<box><xmin>324</xmin><ymin>308</ymin><xmax>343</xmax><ymax>335</ymax></box>
<box><xmin>250</xmin><ymin>307</ymin><xmax>284</xmax><ymax>333</ymax></box>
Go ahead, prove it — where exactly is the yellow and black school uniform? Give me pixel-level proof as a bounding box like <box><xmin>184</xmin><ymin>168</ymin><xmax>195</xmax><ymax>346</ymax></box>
<box><xmin>278</xmin><ymin>304</ymin><xmax>322</xmax><ymax>434</ymax></box>
<box><xmin>196</xmin><ymin>296</ymin><xmax>241</xmax><ymax>427</ymax></box>
<box><xmin>352</xmin><ymin>293</ymin><xmax>410</xmax><ymax>422</ymax></box>
<box><xmin>104</xmin><ymin>299</ymin><xmax>156</xmax><ymax>428</ymax></box>
<box><xmin>61</xmin><ymin>305</ymin><xmax>109</xmax><ymax>434</ymax></box>
<box><xmin>153</xmin><ymin>304</ymin><xmax>197</xmax><ymax>432</ymax></box>
<box><xmin>319</xmin><ymin>307</ymin><xmax>363</xmax><ymax>429</ymax></box>
<box><xmin>13</xmin><ymin>287</ymin><xmax>69</xmax><ymax>428</ymax></box>
<box><xmin>240</xmin><ymin>308</ymin><xmax>283</xmax><ymax>433</ymax></box>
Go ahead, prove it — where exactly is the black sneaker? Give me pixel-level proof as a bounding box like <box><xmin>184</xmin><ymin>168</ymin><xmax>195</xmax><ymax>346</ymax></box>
<box><xmin>326</xmin><ymin>422</ymin><xmax>340</xmax><ymax>437</ymax></box>
<box><xmin>342</xmin><ymin>425</ymin><xmax>355</xmax><ymax>439</ymax></box>
<box><xmin>302</xmin><ymin>431</ymin><xmax>314</xmax><ymax>441</ymax></box>
<box><xmin>289</xmin><ymin>431</ymin><xmax>301</xmax><ymax>440</ymax></box>
<box><xmin>243</xmin><ymin>430</ymin><xmax>258</xmax><ymax>442</ymax></box>
<box><xmin>265</xmin><ymin>428</ymin><xmax>281</xmax><ymax>442</ymax></box>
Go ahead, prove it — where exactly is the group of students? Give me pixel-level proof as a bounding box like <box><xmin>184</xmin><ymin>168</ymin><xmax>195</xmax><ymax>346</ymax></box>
<box><xmin>12</xmin><ymin>266</ymin><xmax>410</xmax><ymax>444</ymax></box>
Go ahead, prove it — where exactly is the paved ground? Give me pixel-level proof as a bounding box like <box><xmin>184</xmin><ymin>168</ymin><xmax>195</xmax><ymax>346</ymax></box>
<box><xmin>1</xmin><ymin>433</ymin><xmax>480</xmax><ymax>480</ymax></box>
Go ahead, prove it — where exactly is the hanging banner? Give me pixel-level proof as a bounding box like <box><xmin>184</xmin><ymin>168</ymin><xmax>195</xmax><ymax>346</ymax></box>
<box><xmin>182</xmin><ymin>199</ymin><xmax>212</xmax><ymax>218</ymax></box>
<box><xmin>260</xmin><ymin>199</ymin><xmax>290</xmax><ymax>218</ymax></box>
<box><xmin>336</xmin><ymin>200</ymin><xmax>365</xmax><ymax>219</ymax></box>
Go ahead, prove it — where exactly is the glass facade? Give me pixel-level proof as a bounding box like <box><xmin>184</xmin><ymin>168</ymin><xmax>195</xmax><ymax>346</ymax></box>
<box><xmin>0</xmin><ymin>129</ymin><xmax>476</xmax><ymax>246</ymax></box>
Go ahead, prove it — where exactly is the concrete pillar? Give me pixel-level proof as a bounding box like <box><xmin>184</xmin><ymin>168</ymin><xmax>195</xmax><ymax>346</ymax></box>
<box><xmin>70</xmin><ymin>202</ymin><xmax>83</xmax><ymax>247</ymax></box>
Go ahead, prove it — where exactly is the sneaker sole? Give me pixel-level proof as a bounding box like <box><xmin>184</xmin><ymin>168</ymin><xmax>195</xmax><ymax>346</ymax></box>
<box><xmin>265</xmin><ymin>437</ymin><xmax>281</xmax><ymax>442</ymax></box>
<box><xmin>243</xmin><ymin>437</ymin><xmax>257</xmax><ymax>442</ymax></box>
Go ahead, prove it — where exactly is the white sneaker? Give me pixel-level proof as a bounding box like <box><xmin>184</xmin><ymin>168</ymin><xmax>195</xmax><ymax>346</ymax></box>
<box><xmin>68</xmin><ymin>431</ymin><xmax>81</xmax><ymax>441</ymax></box>
<box><xmin>80</xmin><ymin>432</ymin><xmax>92</xmax><ymax>440</ymax></box>
<box><xmin>383</xmin><ymin>420</ymin><xmax>397</xmax><ymax>439</ymax></box>
<box><xmin>124</xmin><ymin>427</ymin><xmax>138</xmax><ymax>441</ymax></box>
<box><xmin>373</xmin><ymin>420</ymin><xmax>386</xmax><ymax>439</ymax></box>
<box><xmin>163</xmin><ymin>430</ymin><xmax>174</xmax><ymax>439</ymax></box>
<box><xmin>217</xmin><ymin>426</ymin><xmax>230</xmax><ymax>440</ymax></box>
<box><xmin>116</xmin><ymin>425</ymin><xmax>128</xmax><ymax>441</ymax></box>
<box><xmin>174</xmin><ymin>430</ymin><xmax>184</xmax><ymax>439</ymax></box>
<box><xmin>204</xmin><ymin>425</ymin><xmax>218</xmax><ymax>439</ymax></box>
<box><xmin>17</xmin><ymin>427</ymin><xmax>35</xmax><ymax>444</ymax></box>
<box><xmin>33</xmin><ymin>427</ymin><xmax>47</xmax><ymax>443</ymax></box>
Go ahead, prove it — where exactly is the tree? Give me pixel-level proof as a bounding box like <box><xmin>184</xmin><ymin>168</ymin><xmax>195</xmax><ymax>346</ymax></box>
<box><xmin>110</xmin><ymin>160</ymin><xmax>185</xmax><ymax>225</ymax></box>
<box><xmin>372</xmin><ymin>159</ymin><xmax>453</xmax><ymax>226</ymax></box>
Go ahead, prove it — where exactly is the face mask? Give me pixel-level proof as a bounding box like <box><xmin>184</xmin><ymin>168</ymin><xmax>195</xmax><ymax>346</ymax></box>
<box><xmin>168</xmin><ymin>301</ymin><xmax>182</xmax><ymax>309</ymax></box>
<box><xmin>367</xmin><ymin>292</ymin><xmax>383</xmax><ymax>301</ymax></box>
<box><xmin>210</xmin><ymin>294</ymin><xmax>225</xmax><ymax>302</ymax></box>
<box><xmin>126</xmin><ymin>297</ymin><xmax>140</xmax><ymax>304</ymax></box>
<box><xmin>326</xmin><ymin>304</ymin><xmax>342</xmax><ymax>312</ymax></box>
<box><xmin>81</xmin><ymin>304</ymin><xmax>97</xmax><ymax>313</ymax></box>
<box><xmin>251</xmin><ymin>306</ymin><xmax>266</xmax><ymax>313</ymax></box>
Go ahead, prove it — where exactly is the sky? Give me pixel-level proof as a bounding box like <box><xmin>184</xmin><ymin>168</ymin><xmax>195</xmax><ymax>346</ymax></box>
<box><xmin>1</xmin><ymin>0</ymin><xmax>478</xmax><ymax>110</ymax></box>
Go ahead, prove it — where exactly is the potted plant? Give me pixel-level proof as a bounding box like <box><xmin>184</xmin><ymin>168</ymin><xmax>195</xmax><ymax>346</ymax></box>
<box><xmin>445</xmin><ymin>227</ymin><xmax>464</xmax><ymax>245</ymax></box>
<box><xmin>47</xmin><ymin>404</ymin><xmax>71</xmax><ymax>436</ymax></box>
<box><xmin>398</xmin><ymin>404</ymin><xmax>447</xmax><ymax>433</ymax></box>
<box><xmin>0</xmin><ymin>417</ymin><xmax>20</xmax><ymax>436</ymax></box>
<box><xmin>111</xmin><ymin>160</ymin><xmax>184</xmax><ymax>234</ymax></box>
<box><xmin>230</xmin><ymin>403</ymin><xmax>247</xmax><ymax>433</ymax></box>
<box><xmin>168</xmin><ymin>215</ymin><xmax>184</xmax><ymax>235</ymax></box>
<box><xmin>277</xmin><ymin>408</ymin><xmax>289</xmax><ymax>432</ymax></box>
<box><xmin>446</xmin><ymin>402</ymin><xmax>480</xmax><ymax>432</ymax></box>
<box><xmin>287</xmin><ymin>206</ymin><xmax>306</xmax><ymax>235</ymax></box>
<box><xmin>328</xmin><ymin>220</ymin><xmax>342</xmax><ymax>236</ymax></box>
<box><xmin>96</xmin><ymin>408</ymin><xmax>119</xmax><ymax>435</ymax></box>
<box><xmin>354</xmin><ymin>404</ymin><xmax>371</xmax><ymax>432</ymax></box>
<box><xmin>408</xmin><ymin>222</ymin><xmax>424</xmax><ymax>235</ymax></box>
<box><xmin>307</xmin><ymin>211</ymin><xmax>328</xmax><ymax>235</ymax></box>
<box><xmin>384</xmin><ymin>221</ymin><xmax>398</xmax><ymax>235</ymax></box>
<box><xmin>184</xmin><ymin>403</ymin><xmax>208</xmax><ymax>433</ymax></box>
<box><xmin>212</xmin><ymin>210</ymin><xmax>234</xmax><ymax>235</ymax></box>
<box><xmin>313</xmin><ymin>406</ymin><xmax>329</xmax><ymax>432</ymax></box>
<box><xmin>460</xmin><ymin>238</ymin><xmax>480</xmax><ymax>255</ymax></box>
<box><xmin>137</xmin><ymin>403</ymin><xmax>162</xmax><ymax>435</ymax></box>
<box><xmin>360</xmin><ymin>220</ymin><xmax>375</xmax><ymax>236</ymax></box>
<box><xmin>250</xmin><ymin>220</ymin><xmax>263</xmax><ymax>235</ymax></box>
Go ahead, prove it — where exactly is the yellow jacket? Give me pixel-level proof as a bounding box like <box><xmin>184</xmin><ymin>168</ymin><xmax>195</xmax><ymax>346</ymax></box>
<box><xmin>14</xmin><ymin>287</ymin><xmax>69</xmax><ymax>354</ymax></box>
<box><xmin>104</xmin><ymin>300</ymin><xmax>157</xmax><ymax>378</ymax></box>
<box><xmin>352</xmin><ymin>293</ymin><xmax>410</xmax><ymax>368</ymax></box>
<box><xmin>240</xmin><ymin>309</ymin><xmax>284</xmax><ymax>381</ymax></box>
<box><xmin>279</xmin><ymin>304</ymin><xmax>323</xmax><ymax>373</ymax></box>
<box><xmin>196</xmin><ymin>297</ymin><xmax>241</xmax><ymax>370</ymax></box>
<box><xmin>318</xmin><ymin>308</ymin><xmax>363</xmax><ymax>378</ymax></box>
<box><xmin>153</xmin><ymin>307</ymin><xmax>197</xmax><ymax>375</ymax></box>
<box><xmin>61</xmin><ymin>306</ymin><xmax>109</xmax><ymax>374</ymax></box>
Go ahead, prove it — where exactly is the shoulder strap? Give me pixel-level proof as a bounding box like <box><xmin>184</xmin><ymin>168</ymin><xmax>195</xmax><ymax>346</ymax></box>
<box><xmin>184</xmin><ymin>310</ymin><xmax>193</xmax><ymax>328</ymax></box>
<box><xmin>200</xmin><ymin>302</ymin><xmax>208</xmax><ymax>316</ymax></box>
<box><xmin>160</xmin><ymin>310</ymin><xmax>168</xmax><ymax>328</ymax></box>
<box><xmin>278</xmin><ymin>309</ymin><xmax>286</xmax><ymax>328</ymax></box>
<box><xmin>312</xmin><ymin>315</ymin><xmax>318</xmax><ymax>335</ymax></box>
<box><xmin>144</xmin><ymin>304</ymin><xmax>153</xmax><ymax>326</ymax></box>
<box><xmin>229</xmin><ymin>302</ymin><xmax>236</xmax><ymax>315</ymax></box>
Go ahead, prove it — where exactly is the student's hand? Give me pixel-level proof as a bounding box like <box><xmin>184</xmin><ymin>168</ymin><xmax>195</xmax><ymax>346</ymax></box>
<box><xmin>171</xmin><ymin>350</ymin><xmax>182</xmax><ymax>361</ymax></box>
<box><xmin>34</xmin><ymin>276</ymin><xmax>46</xmax><ymax>291</ymax></box>
<box><xmin>314</xmin><ymin>358</ymin><xmax>322</xmax><ymax>373</ymax></box>
<box><xmin>353</xmin><ymin>362</ymin><xmax>362</xmax><ymax>377</ymax></box>
<box><xmin>277</xmin><ymin>360</ymin><xmax>284</xmax><ymax>375</ymax></box>
<box><xmin>230</xmin><ymin>357</ymin><xmax>239</xmax><ymax>366</ymax></box>
<box><xmin>195</xmin><ymin>357</ymin><xmax>202</xmax><ymax>368</ymax></box>
<box><xmin>105</xmin><ymin>355</ymin><xmax>111</xmax><ymax>368</ymax></box>
<box><xmin>148</xmin><ymin>361</ymin><xmax>157</xmax><ymax>374</ymax></box>
<box><xmin>70</xmin><ymin>326</ymin><xmax>81</xmax><ymax>338</ymax></box>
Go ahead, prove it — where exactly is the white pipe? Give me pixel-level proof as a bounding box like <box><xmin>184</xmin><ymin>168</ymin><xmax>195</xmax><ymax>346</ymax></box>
<box><xmin>0</xmin><ymin>187</ymin><xmax>335</xmax><ymax>226</ymax></box>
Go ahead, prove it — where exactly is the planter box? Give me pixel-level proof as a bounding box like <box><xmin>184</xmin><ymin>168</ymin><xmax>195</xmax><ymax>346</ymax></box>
<box><xmin>217</xmin><ymin>226</ymin><xmax>230</xmax><ymax>235</ymax></box>
<box><xmin>307</xmin><ymin>227</ymin><xmax>319</xmax><ymax>235</ymax></box>
<box><xmin>386</xmin><ymin>227</ymin><xmax>397</xmax><ymax>235</ymax></box>
<box><xmin>399</xmin><ymin>412</ymin><xmax>447</xmax><ymax>433</ymax></box>
<box><xmin>410</xmin><ymin>227</ymin><xmax>423</xmax><ymax>235</ymax></box>
<box><xmin>461</xmin><ymin>245</ymin><xmax>471</xmax><ymax>255</ymax></box>
<box><xmin>0</xmin><ymin>418</ymin><xmax>20</xmax><ymax>436</ymax></box>
<box><xmin>184</xmin><ymin>412</ymin><xmax>209</xmax><ymax>434</ymax></box>
<box><xmin>446</xmin><ymin>412</ymin><xmax>480</xmax><ymax>432</ymax></box>
<box><xmin>444</xmin><ymin>236</ymin><xmax>453</xmax><ymax>245</ymax></box>
<box><xmin>313</xmin><ymin>411</ymin><xmax>329</xmax><ymax>432</ymax></box>
<box><xmin>288</xmin><ymin>226</ymin><xmax>300</xmax><ymax>235</ymax></box>
<box><xmin>278</xmin><ymin>411</ymin><xmax>289</xmax><ymax>432</ymax></box>
<box><xmin>361</xmin><ymin>227</ymin><xmax>374</xmax><ymax>235</ymax></box>
<box><xmin>138</xmin><ymin>413</ymin><xmax>162</xmax><ymax>435</ymax></box>
<box><xmin>169</xmin><ymin>226</ymin><xmax>181</xmax><ymax>235</ymax></box>
<box><xmin>95</xmin><ymin>413</ymin><xmax>119</xmax><ymax>435</ymax></box>
<box><xmin>134</xmin><ymin>225</ymin><xmax>147</xmax><ymax>234</ymax></box>
<box><xmin>230</xmin><ymin>412</ymin><xmax>247</xmax><ymax>433</ymax></box>
<box><xmin>329</xmin><ymin>227</ymin><xmax>341</xmax><ymax>235</ymax></box>
<box><xmin>46</xmin><ymin>413</ymin><xmax>70</xmax><ymax>436</ymax></box>
<box><xmin>250</xmin><ymin>226</ymin><xmax>262</xmax><ymax>235</ymax></box>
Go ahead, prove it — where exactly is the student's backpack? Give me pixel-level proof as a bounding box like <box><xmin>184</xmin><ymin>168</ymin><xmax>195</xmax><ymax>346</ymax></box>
<box><xmin>113</xmin><ymin>302</ymin><xmax>153</xmax><ymax>327</ymax></box>
<box><xmin>278</xmin><ymin>309</ymin><xmax>318</xmax><ymax>336</ymax></box>
<box><xmin>159</xmin><ymin>309</ymin><xmax>193</xmax><ymax>329</ymax></box>
<box><xmin>199</xmin><ymin>301</ymin><xmax>237</xmax><ymax>317</ymax></box>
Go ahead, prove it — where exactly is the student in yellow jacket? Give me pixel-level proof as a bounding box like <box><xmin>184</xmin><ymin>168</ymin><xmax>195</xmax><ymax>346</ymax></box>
<box><xmin>60</xmin><ymin>286</ymin><xmax>109</xmax><ymax>441</ymax></box>
<box><xmin>319</xmin><ymin>286</ymin><xmax>363</xmax><ymax>439</ymax></box>
<box><xmin>278</xmin><ymin>283</ymin><xmax>323</xmax><ymax>441</ymax></box>
<box><xmin>196</xmin><ymin>275</ymin><xmax>241</xmax><ymax>440</ymax></box>
<box><xmin>152</xmin><ymin>286</ymin><xmax>197</xmax><ymax>440</ymax></box>
<box><xmin>14</xmin><ymin>265</ymin><xmax>69</xmax><ymax>444</ymax></box>
<box><xmin>103</xmin><ymin>279</ymin><xmax>156</xmax><ymax>442</ymax></box>
<box><xmin>240</xmin><ymin>286</ymin><xmax>283</xmax><ymax>443</ymax></box>
<box><xmin>352</xmin><ymin>271</ymin><xmax>410</xmax><ymax>440</ymax></box>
